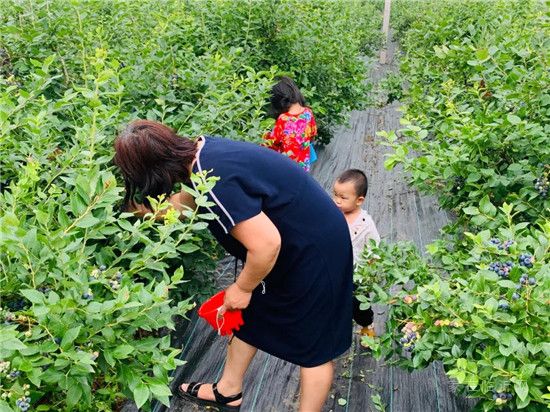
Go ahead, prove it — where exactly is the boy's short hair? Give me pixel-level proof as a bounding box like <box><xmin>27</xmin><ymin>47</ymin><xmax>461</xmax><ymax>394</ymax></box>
<box><xmin>337</xmin><ymin>169</ymin><xmax>368</xmax><ymax>197</ymax></box>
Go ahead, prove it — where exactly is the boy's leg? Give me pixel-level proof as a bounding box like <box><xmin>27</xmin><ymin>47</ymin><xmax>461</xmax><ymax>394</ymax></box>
<box><xmin>299</xmin><ymin>361</ymin><xmax>334</xmax><ymax>412</ymax></box>
<box><xmin>180</xmin><ymin>336</ymin><xmax>257</xmax><ymax>405</ymax></box>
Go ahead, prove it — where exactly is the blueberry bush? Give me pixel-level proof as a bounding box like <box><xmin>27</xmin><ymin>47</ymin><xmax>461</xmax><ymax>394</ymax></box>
<box><xmin>384</xmin><ymin>0</ymin><xmax>549</xmax><ymax>221</ymax></box>
<box><xmin>0</xmin><ymin>0</ymin><xmax>384</xmax><ymax>410</ymax></box>
<box><xmin>355</xmin><ymin>1</ymin><xmax>550</xmax><ymax>410</ymax></box>
<box><xmin>357</xmin><ymin>206</ymin><xmax>549</xmax><ymax>410</ymax></box>
<box><xmin>0</xmin><ymin>0</ymin><xmax>383</xmax><ymax>147</ymax></box>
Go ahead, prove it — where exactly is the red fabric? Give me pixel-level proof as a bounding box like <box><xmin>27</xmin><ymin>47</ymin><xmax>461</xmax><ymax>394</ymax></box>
<box><xmin>198</xmin><ymin>291</ymin><xmax>244</xmax><ymax>336</ymax></box>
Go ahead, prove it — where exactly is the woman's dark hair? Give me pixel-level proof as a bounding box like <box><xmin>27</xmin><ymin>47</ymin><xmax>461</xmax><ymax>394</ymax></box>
<box><xmin>337</xmin><ymin>169</ymin><xmax>368</xmax><ymax>197</ymax></box>
<box><xmin>269</xmin><ymin>76</ymin><xmax>306</xmax><ymax>118</ymax></box>
<box><xmin>113</xmin><ymin>120</ymin><xmax>197</xmax><ymax>210</ymax></box>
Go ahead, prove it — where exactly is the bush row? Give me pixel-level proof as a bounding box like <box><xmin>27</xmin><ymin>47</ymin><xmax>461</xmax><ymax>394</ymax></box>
<box><xmin>356</xmin><ymin>1</ymin><xmax>549</xmax><ymax>410</ymax></box>
<box><xmin>0</xmin><ymin>1</ymin><xmax>383</xmax><ymax>410</ymax></box>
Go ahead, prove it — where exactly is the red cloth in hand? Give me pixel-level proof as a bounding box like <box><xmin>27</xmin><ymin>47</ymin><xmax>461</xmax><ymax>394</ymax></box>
<box><xmin>198</xmin><ymin>291</ymin><xmax>244</xmax><ymax>336</ymax></box>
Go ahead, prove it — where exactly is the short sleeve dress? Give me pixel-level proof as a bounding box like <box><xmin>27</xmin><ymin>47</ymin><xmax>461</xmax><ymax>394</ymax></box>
<box><xmin>191</xmin><ymin>136</ymin><xmax>353</xmax><ymax>367</ymax></box>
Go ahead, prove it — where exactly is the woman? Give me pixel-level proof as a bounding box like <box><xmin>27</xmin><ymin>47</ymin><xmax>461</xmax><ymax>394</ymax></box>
<box><xmin>114</xmin><ymin>120</ymin><xmax>353</xmax><ymax>412</ymax></box>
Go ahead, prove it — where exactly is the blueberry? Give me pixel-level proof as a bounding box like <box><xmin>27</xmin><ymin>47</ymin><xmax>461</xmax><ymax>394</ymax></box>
<box><xmin>506</xmin><ymin>393</ymin><xmax>512</xmax><ymax>400</ymax></box>
<box><xmin>38</xmin><ymin>286</ymin><xmax>51</xmax><ymax>293</ymax></box>
<box><xmin>492</xmin><ymin>393</ymin><xmax>498</xmax><ymax>400</ymax></box>
<box><xmin>54</xmin><ymin>337</ymin><xmax>61</xmax><ymax>344</ymax></box>
<box><xmin>99</xmin><ymin>265</ymin><xmax>106</xmax><ymax>271</ymax></box>
<box><xmin>519</xmin><ymin>254</ymin><xmax>533</xmax><ymax>268</ymax></box>
<box><xmin>515</xmin><ymin>284</ymin><xmax>522</xmax><ymax>290</ymax></box>
<box><xmin>512</xmin><ymin>293</ymin><xmax>520</xmax><ymax>300</ymax></box>
<box><xmin>400</xmin><ymin>337</ymin><xmax>408</xmax><ymax>344</ymax></box>
<box><xmin>499</xmin><ymin>393</ymin><xmax>507</xmax><ymax>400</ymax></box>
<box><xmin>528</xmin><ymin>277</ymin><xmax>536</xmax><ymax>285</ymax></box>
<box><xmin>498</xmin><ymin>302</ymin><xmax>510</xmax><ymax>310</ymax></box>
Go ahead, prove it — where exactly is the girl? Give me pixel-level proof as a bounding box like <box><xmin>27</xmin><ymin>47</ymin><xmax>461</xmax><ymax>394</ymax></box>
<box><xmin>264</xmin><ymin>76</ymin><xmax>317</xmax><ymax>172</ymax></box>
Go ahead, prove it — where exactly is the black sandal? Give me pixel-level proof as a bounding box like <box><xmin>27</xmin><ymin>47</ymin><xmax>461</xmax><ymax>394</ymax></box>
<box><xmin>176</xmin><ymin>381</ymin><xmax>242</xmax><ymax>411</ymax></box>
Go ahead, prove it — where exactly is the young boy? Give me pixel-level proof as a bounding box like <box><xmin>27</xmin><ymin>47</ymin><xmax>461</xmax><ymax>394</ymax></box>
<box><xmin>333</xmin><ymin>169</ymin><xmax>380</xmax><ymax>339</ymax></box>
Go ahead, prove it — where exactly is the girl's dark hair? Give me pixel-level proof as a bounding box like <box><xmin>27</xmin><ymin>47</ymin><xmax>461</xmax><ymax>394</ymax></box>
<box><xmin>113</xmin><ymin>120</ymin><xmax>197</xmax><ymax>210</ymax></box>
<box><xmin>269</xmin><ymin>76</ymin><xmax>306</xmax><ymax>118</ymax></box>
<box><xmin>337</xmin><ymin>169</ymin><xmax>368</xmax><ymax>197</ymax></box>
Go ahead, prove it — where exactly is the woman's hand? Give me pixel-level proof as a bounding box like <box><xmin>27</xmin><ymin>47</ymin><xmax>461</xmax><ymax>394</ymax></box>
<box><xmin>127</xmin><ymin>200</ymin><xmax>152</xmax><ymax>217</ymax></box>
<box><xmin>223</xmin><ymin>282</ymin><xmax>252</xmax><ymax>311</ymax></box>
<box><xmin>125</xmin><ymin>191</ymin><xmax>196</xmax><ymax>220</ymax></box>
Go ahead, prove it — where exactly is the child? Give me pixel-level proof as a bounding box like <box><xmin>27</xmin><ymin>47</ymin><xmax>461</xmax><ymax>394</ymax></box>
<box><xmin>333</xmin><ymin>169</ymin><xmax>380</xmax><ymax>340</ymax></box>
<box><xmin>264</xmin><ymin>76</ymin><xmax>317</xmax><ymax>172</ymax></box>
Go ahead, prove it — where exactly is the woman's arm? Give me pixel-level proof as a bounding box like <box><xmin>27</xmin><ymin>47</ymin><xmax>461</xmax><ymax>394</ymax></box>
<box><xmin>223</xmin><ymin>212</ymin><xmax>281</xmax><ymax>310</ymax></box>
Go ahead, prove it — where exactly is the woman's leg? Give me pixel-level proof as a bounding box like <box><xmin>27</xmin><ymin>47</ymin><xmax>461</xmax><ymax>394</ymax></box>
<box><xmin>299</xmin><ymin>361</ymin><xmax>334</xmax><ymax>412</ymax></box>
<box><xmin>180</xmin><ymin>336</ymin><xmax>257</xmax><ymax>405</ymax></box>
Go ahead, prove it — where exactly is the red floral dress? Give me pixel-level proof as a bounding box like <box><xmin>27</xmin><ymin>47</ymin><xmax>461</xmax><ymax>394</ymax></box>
<box><xmin>264</xmin><ymin>107</ymin><xmax>317</xmax><ymax>172</ymax></box>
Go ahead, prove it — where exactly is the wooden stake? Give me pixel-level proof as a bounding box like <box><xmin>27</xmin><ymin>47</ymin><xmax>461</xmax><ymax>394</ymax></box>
<box><xmin>380</xmin><ymin>0</ymin><xmax>392</xmax><ymax>64</ymax></box>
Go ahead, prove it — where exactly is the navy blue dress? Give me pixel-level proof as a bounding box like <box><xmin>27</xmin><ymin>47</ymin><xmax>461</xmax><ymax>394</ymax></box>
<box><xmin>192</xmin><ymin>136</ymin><xmax>353</xmax><ymax>367</ymax></box>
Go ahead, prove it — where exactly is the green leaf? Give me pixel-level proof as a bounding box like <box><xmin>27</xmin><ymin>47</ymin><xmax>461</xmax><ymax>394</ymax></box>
<box><xmin>149</xmin><ymin>383</ymin><xmax>172</xmax><ymax>398</ymax></box>
<box><xmin>0</xmin><ymin>337</ymin><xmax>26</xmax><ymax>351</ymax></box>
<box><xmin>479</xmin><ymin>196</ymin><xmax>496</xmax><ymax>216</ymax></box>
<box><xmin>507</xmin><ymin>114</ymin><xmax>521</xmax><ymax>125</ymax></box>
<box><xmin>514</xmin><ymin>380</ymin><xmax>529</xmax><ymax>401</ymax></box>
<box><xmin>70</xmin><ymin>193</ymin><xmax>87</xmax><ymax>215</ymax></box>
<box><xmin>113</xmin><ymin>344</ymin><xmax>134</xmax><ymax>359</ymax></box>
<box><xmin>20</xmin><ymin>289</ymin><xmax>44</xmax><ymax>304</ymax></box>
<box><xmin>465</xmin><ymin>373</ymin><xmax>479</xmax><ymax>389</ymax></box>
<box><xmin>526</xmin><ymin>343</ymin><xmax>542</xmax><ymax>355</ymax></box>
<box><xmin>87</xmin><ymin>302</ymin><xmax>103</xmax><ymax>313</ymax></box>
<box><xmin>463</xmin><ymin>206</ymin><xmax>479</xmax><ymax>216</ymax></box>
<box><xmin>497</xmin><ymin>280</ymin><xmax>516</xmax><ymax>288</ymax></box>
<box><xmin>466</xmin><ymin>172</ymin><xmax>481</xmax><ymax>183</ymax></box>
<box><xmin>67</xmin><ymin>382</ymin><xmax>83</xmax><ymax>407</ymax></box>
<box><xmin>133</xmin><ymin>383</ymin><xmax>150</xmax><ymax>409</ymax></box>
<box><xmin>475</xmin><ymin>48</ymin><xmax>489</xmax><ymax>61</ymax></box>
<box><xmin>179</xmin><ymin>243</ymin><xmax>200</xmax><ymax>253</ymax></box>
<box><xmin>471</xmin><ymin>214</ymin><xmax>488</xmax><ymax>226</ymax></box>
<box><xmin>61</xmin><ymin>326</ymin><xmax>81</xmax><ymax>349</ymax></box>
<box><xmin>520</xmin><ymin>364</ymin><xmax>536</xmax><ymax>379</ymax></box>
<box><xmin>75</xmin><ymin>214</ymin><xmax>100</xmax><ymax>228</ymax></box>
<box><xmin>0</xmin><ymin>400</ymin><xmax>15</xmax><ymax>412</ymax></box>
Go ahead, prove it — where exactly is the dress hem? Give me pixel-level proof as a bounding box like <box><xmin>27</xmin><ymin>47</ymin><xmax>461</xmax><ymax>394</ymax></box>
<box><xmin>233</xmin><ymin>331</ymin><xmax>352</xmax><ymax>368</ymax></box>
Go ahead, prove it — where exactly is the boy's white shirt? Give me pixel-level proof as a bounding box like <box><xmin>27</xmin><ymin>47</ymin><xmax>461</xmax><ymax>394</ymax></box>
<box><xmin>348</xmin><ymin>209</ymin><xmax>380</xmax><ymax>263</ymax></box>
